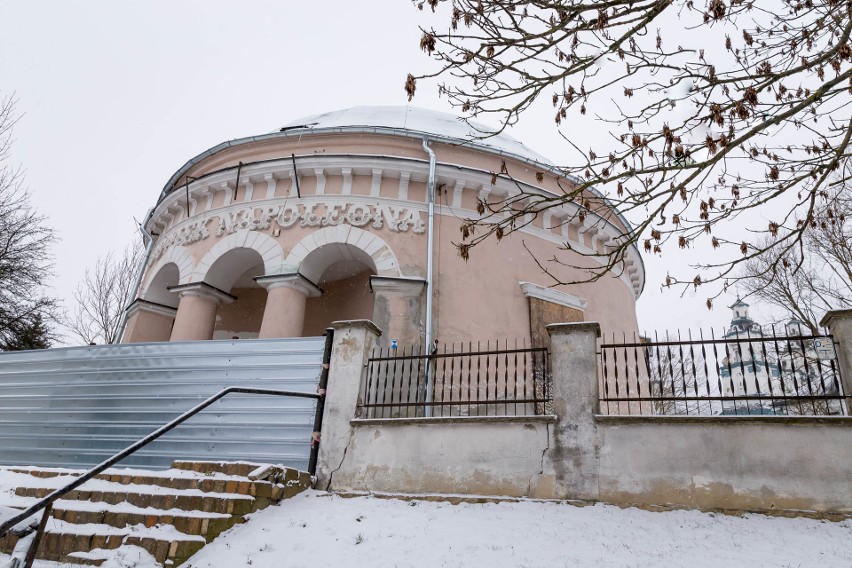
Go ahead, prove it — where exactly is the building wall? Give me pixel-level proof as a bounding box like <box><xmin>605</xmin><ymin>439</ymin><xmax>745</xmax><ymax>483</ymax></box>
<box><xmin>303</xmin><ymin>271</ymin><xmax>374</xmax><ymax>336</ymax></box>
<box><xmin>213</xmin><ymin>287</ymin><xmax>266</xmax><ymax>339</ymax></box>
<box><xmin>130</xmin><ymin>129</ymin><xmax>643</xmax><ymax>346</ymax></box>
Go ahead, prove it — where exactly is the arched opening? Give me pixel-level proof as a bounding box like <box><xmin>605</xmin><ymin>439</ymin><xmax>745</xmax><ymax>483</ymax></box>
<box><xmin>301</xmin><ymin>243</ymin><xmax>377</xmax><ymax>336</ymax></box>
<box><xmin>204</xmin><ymin>247</ymin><xmax>266</xmax><ymax>339</ymax></box>
<box><xmin>143</xmin><ymin>263</ymin><xmax>180</xmax><ymax>308</ymax></box>
<box><xmin>125</xmin><ymin>262</ymin><xmax>181</xmax><ymax>343</ymax></box>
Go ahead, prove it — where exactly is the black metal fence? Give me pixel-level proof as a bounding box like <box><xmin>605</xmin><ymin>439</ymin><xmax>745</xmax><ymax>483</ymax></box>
<box><xmin>598</xmin><ymin>328</ymin><xmax>849</xmax><ymax>416</ymax></box>
<box><xmin>359</xmin><ymin>340</ymin><xmax>551</xmax><ymax>418</ymax></box>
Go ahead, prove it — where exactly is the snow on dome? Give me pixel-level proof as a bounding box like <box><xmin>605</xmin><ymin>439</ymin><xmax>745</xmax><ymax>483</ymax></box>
<box><xmin>279</xmin><ymin>106</ymin><xmax>555</xmax><ymax>166</ymax></box>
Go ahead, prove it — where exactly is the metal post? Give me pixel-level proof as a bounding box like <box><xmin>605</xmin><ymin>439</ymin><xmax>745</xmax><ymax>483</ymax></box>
<box><xmin>307</xmin><ymin>328</ymin><xmax>334</xmax><ymax>476</ymax></box>
<box><xmin>22</xmin><ymin>503</ymin><xmax>51</xmax><ymax>568</ymax></box>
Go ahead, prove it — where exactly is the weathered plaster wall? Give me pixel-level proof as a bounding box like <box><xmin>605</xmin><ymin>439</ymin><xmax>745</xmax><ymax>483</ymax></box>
<box><xmin>303</xmin><ymin>271</ymin><xmax>375</xmax><ymax>336</ymax></box>
<box><xmin>123</xmin><ymin>310</ymin><xmax>175</xmax><ymax>344</ymax></box>
<box><xmin>213</xmin><ymin>287</ymin><xmax>265</xmax><ymax>339</ymax></box>
<box><xmin>529</xmin><ymin>297</ymin><xmax>584</xmax><ymax>349</ymax></box>
<box><xmin>330</xmin><ymin>417</ymin><xmax>553</xmax><ymax>497</ymax></box>
<box><xmin>318</xmin><ymin>319</ymin><xmax>852</xmax><ymax>515</ymax></box>
<box><xmin>596</xmin><ymin>417</ymin><xmax>852</xmax><ymax>513</ymax></box>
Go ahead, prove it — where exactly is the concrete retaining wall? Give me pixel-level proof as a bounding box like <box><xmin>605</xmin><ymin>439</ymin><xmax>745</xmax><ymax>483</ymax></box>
<box><xmin>333</xmin><ymin>417</ymin><xmax>552</xmax><ymax>497</ymax></box>
<box><xmin>596</xmin><ymin>416</ymin><xmax>852</xmax><ymax>513</ymax></box>
<box><xmin>317</xmin><ymin>317</ymin><xmax>852</xmax><ymax>515</ymax></box>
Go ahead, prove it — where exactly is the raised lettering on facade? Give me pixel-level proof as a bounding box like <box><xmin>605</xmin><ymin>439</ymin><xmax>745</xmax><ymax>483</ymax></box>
<box><xmin>152</xmin><ymin>202</ymin><xmax>425</xmax><ymax>259</ymax></box>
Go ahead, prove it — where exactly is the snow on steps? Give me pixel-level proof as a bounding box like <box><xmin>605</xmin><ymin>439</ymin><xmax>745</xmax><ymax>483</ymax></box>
<box><xmin>0</xmin><ymin>461</ymin><xmax>312</xmax><ymax>567</ymax></box>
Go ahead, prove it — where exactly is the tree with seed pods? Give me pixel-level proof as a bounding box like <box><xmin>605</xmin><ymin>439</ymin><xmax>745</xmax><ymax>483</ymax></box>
<box><xmin>407</xmin><ymin>0</ymin><xmax>852</xmax><ymax>304</ymax></box>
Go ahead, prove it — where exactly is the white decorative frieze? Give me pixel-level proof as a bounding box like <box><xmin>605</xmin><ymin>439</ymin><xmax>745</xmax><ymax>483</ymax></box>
<box><xmin>452</xmin><ymin>179</ymin><xmax>466</xmax><ymax>209</ymax></box>
<box><xmin>342</xmin><ymin>168</ymin><xmax>353</xmax><ymax>195</ymax></box>
<box><xmin>398</xmin><ymin>171</ymin><xmax>410</xmax><ymax>201</ymax></box>
<box><xmin>371</xmin><ymin>169</ymin><xmax>382</xmax><ymax>197</ymax></box>
<box><xmin>200</xmin><ymin>186</ymin><xmax>215</xmax><ymax>212</ymax></box>
<box><xmin>314</xmin><ymin>169</ymin><xmax>326</xmax><ymax>195</ymax></box>
<box><xmin>289</xmin><ymin>171</ymin><xmax>299</xmax><ymax>197</ymax></box>
<box><xmin>151</xmin><ymin>201</ymin><xmax>426</xmax><ymax>260</ymax></box>
<box><xmin>519</xmin><ymin>281</ymin><xmax>588</xmax><ymax>311</ymax></box>
<box><xmin>264</xmin><ymin>173</ymin><xmax>277</xmax><ymax>199</ymax></box>
<box><xmin>220</xmin><ymin>182</ymin><xmax>234</xmax><ymax>206</ymax></box>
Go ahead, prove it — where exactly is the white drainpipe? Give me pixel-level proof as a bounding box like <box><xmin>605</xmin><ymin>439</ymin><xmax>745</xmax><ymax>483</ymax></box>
<box><xmin>422</xmin><ymin>138</ymin><xmax>437</xmax><ymax>416</ymax></box>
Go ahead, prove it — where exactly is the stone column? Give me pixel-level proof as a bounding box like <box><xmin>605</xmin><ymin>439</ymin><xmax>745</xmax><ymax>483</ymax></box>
<box><xmin>535</xmin><ymin>321</ymin><xmax>601</xmax><ymax>501</ymax></box>
<box><xmin>820</xmin><ymin>309</ymin><xmax>852</xmax><ymax>412</ymax></box>
<box><xmin>369</xmin><ymin>276</ymin><xmax>426</xmax><ymax>347</ymax></box>
<box><xmin>255</xmin><ymin>273</ymin><xmax>322</xmax><ymax>339</ymax></box>
<box><xmin>315</xmin><ymin>320</ymin><xmax>382</xmax><ymax>490</ymax></box>
<box><xmin>168</xmin><ymin>283</ymin><xmax>235</xmax><ymax>341</ymax></box>
<box><xmin>122</xmin><ymin>299</ymin><xmax>177</xmax><ymax>343</ymax></box>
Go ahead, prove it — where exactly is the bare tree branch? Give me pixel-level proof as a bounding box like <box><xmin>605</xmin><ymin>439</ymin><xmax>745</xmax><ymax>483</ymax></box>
<box><xmin>62</xmin><ymin>241</ymin><xmax>144</xmax><ymax>345</ymax></box>
<box><xmin>409</xmin><ymin>0</ymin><xmax>852</xmax><ymax>302</ymax></box>
<box><xmin>0</xmin><ymin>93</ymin><xmax>56</xmax><ymax>350</ymax></box>
<box><xmin>738</xmin><ymin>182</ymin><xmax>852</xmax><ymax>331</ymax></box>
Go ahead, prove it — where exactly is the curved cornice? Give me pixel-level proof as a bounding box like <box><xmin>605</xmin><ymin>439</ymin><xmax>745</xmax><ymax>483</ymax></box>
<box><xmin>148</xmin><ymin>152</ymin><xmax>646</xmax><ymax>299</ymax></box>
<box><xmin>154</xmin><ymin>124</ymin><xmax>637</xmax><ymax>239</ymax></box>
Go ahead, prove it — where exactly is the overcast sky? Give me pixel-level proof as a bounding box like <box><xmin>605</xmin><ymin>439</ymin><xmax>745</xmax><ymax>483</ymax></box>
<box><xmin>0</xmin><ymin>1</ymin><xmax>771</xmax><ymax>344</ymax></box>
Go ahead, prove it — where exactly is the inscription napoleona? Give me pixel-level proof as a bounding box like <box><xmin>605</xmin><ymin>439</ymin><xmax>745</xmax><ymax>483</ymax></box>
<box><xmin>152</xmin><ymin>202</ymin><xmax>425</xmax><ymax>260</ymax></box>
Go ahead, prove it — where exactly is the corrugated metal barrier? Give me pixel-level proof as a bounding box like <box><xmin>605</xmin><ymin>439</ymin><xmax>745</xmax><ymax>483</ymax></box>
<box><xmin>0</xmin><ymin>337</ymin><xmax>326</xmax><ymax>470</ymax></box>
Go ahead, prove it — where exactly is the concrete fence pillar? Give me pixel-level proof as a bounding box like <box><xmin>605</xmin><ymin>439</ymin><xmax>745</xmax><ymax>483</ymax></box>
<box><xmin>820</xmin><ymin>309</ymin><xmax>852</xmax><ymax>409</ymax></box>
<box><xmin>315</xmin><ymin>319</ymin><xmax>382</xmax><ymax>489</ymax></box>
<box><xmin>538</xmin><ymin>321</ymin><xmax>601</xmax><ymax>501</ymax></box>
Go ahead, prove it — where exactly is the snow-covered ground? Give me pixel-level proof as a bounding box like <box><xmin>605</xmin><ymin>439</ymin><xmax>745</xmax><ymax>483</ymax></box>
<box><xmin>190</xmin><ymin>492</ymin><xmax>850</xmax><ymax>568</ymax></box>
<box><xmin>4</xmin><ymin>491</ymin><xmax>851</xmax><ymax>568</ymax></box>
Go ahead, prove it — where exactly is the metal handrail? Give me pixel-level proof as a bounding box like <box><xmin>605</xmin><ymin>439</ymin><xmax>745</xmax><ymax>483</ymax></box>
<box><xmin>0</xmin><ymin>386</ymin><xmax>321</xmax><ymax>540</ymax></box>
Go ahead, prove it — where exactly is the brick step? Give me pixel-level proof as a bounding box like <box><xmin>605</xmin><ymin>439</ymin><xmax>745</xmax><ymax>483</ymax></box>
<box><xmin>0</xmin><ymin>520</ymin><xmax>205</xmax><ymax>565</ymax></box>
<box><xmin>6</xmin><ymin>466</ymin><xmax>305</xmax><ymax>498</ymax></box>
<box><xmin>15</xmin><ymin>486</ymin><xmax>256</xmax><ymax>516</ymax></box>
<box><xmin>8</xmin><ymin>464</ymin><xmax>311</xmax><ymax>496</ymax></box>
<box><xmin>0</xmin><ymin>461</ymin><xmax>314</xmax><ymax>567</ymax></box>
<box><xmin>1</xmin><ymin>497</ymin><xmax>236</xmax><ymax>542</ymax></box>
<box><xmin>52</xmin><ymin>506</ymin><xmax>236</xmax><ymax>542</ymax></box>
<box><xmin>96</xmin><ymin>472</ymin><xmax>292</xmax><ymax>499</ymax></box>
<box><xmin>170</xmin><ymin>460</ymin><xmax>295</xmax><ymax>479</ymax></box>
<box><xmin>66</xmin><ymin>544</ymin><xmax>158</xmax><ymax>566</ymax></box>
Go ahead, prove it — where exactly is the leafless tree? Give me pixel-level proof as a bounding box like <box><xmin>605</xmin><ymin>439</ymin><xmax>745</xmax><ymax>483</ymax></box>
<box><xmin>646</xmin><ymin>344</ymin><xmax>707</xmax><ymax>415</ymax></box>
<box><xmin>739</xmin><ymin>184</ymin><xmax>851</xmax><ymax>332</ymax></box>
<box><xmin>62</xmin><ymin>241</ymin><xmax>144</xmax><ymax>345</ymax></box>
<box><xmin>0</xmin><ymin>94</ymin><xmax>55</xmax><ymax>350</ymax></box>
<box><xmin>408</xmin><ymin>0</ymin><xmax>852</xmax><ymax>304</ymax></box>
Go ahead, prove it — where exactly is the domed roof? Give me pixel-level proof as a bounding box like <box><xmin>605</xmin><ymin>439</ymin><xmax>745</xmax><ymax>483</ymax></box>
<box><xmin>159</xmin><ymin>106</ymin><xmax>556</xmax><ymax>202</ymax></box>
<box><xmin>279</xmin><ymin>106</ymin><xmax>555</xmax><ymax>166</ymax></box>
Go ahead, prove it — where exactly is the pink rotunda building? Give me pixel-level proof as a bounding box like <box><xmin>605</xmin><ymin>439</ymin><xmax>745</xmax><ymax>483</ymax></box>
<box><xmin>121</xmin><ymin>106</ymin><xmax>644</xmax><ymax>347</ymax></box>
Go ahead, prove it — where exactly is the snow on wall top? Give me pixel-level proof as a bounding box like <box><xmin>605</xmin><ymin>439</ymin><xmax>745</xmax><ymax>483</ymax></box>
<box><xmin>279</xmin><ymin>106</ymin><xmax>555</xmax><ymax>166</ymax></box>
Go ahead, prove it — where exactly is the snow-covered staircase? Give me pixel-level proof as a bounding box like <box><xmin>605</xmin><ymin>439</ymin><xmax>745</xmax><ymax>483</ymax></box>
<box><xmin>0</xmin><ymin>461</ymin><xmax>311</xmax><ymax>566</ymax></box>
